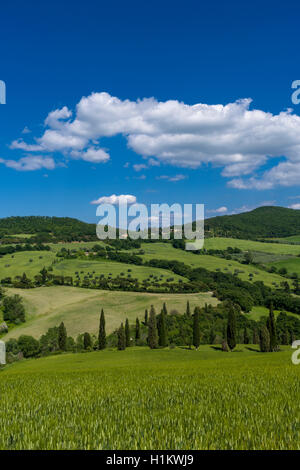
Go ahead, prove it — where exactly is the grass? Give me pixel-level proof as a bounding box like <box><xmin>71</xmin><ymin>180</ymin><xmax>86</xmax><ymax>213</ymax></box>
<box><xmin>247</xmin><ymin>305</ymin><xmax>300</xmax><ymax>321</ymax></box>
<box><xmin>2</xmin><ymin>286</ymin><xmax>218</xmax><ymax>340</ymax></box>
<box><xmin>267</xmin><ymin>257</ymin><xmax>300</xmax><ymax>276</ymax></box>
<box><xmin>0</xmin><ymin>238</ymin><xmax>293</xmax><ymax>287</ymax></box>
<box><xmin>52</xmin><ymin>258</ymin><xmax>187</xmax><ymax>282</ymax></box>
<box><xmin>135</xmin><ymin>243</ymin><xmax>289</xmax><ymax>287</ymax></box>
<box><xmin>0</xmin><ymin>346</ymin><xmax>299</xmax><ymax>450</ymax></box>
<box><xmin>0</xmin><ymin>251</ymin><xmax>56</xmax><ymax>278</ymax></box>
<box><xmin>204</xmin><ymin>237</ymin><xmax>300</xmax><ymax>255</ymax></box>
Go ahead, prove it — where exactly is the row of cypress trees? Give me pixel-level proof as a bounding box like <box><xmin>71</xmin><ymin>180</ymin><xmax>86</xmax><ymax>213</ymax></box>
<box><xmin>225</xmin><ymin>301</ymin><xmax>279</xmax><ymax>352</ymax></box>
<box><xmin>96</xmin><ymin>300</ymin><xmax>279</xmax><ymax>352</ymax></box>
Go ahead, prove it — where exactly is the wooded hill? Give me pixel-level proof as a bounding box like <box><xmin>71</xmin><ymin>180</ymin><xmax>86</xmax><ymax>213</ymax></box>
<box><xmin>0</xmin><ymin>216</ymin><xmax>97</xmax><ymax>242</ymax></box>
<box><xmin>204</xmin><ymin>206</ymin><xmax>300</xmax><ymax>239</ymax></box>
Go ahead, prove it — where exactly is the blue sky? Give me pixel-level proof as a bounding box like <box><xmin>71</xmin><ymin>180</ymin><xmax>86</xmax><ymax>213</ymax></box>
<box><xmin>1</xmin><ymin>0</ymin><xmax>300</xmax><ymax>222</ymax></box>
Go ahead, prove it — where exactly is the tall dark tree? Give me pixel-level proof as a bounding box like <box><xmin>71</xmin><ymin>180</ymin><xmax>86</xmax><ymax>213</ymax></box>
<box><xmin>282</xmin><ymin>328</ymin><xmax>290</xmax><ymax>346</ymax></box>
<box><xmin>158</xmin><ymin>309</ymin><xmax>167</xmax><ymax>347</ymax></box>
<box><xmin>186</xmin><ymin>301</ymin><xmax>191</xmax><ymax>317</ymax></box>
<box><xmin>243</xmin><ymin>327</ymin><xmax>250</xmax><ymax>344</ymax></box>
<box><xmin>117</xmin><ymin>323</ymin><xmax>126</xmax><ymax>350</ymax></box>
<box><xmin>226</xmin><ymin>304</ymin><xmax>237</xmax><ymax>351</ymax></box>
<box><xmin>125</xmin><ymin>318</ymin><xmax>130</xmax><ymax>347</ymax></box>
<box><xmin>253</xmin><ymin>328</ymin><xmax>259</xmax><ymax>345</ymax></box>
<box><xmin>267</xmin><ymin>302</ymin><xmax>278</xmax><ymax>351</ymax></box>
<box><xmin>162</xmin><ymin>302</ymin><xmax>168</xmax><ymax>316</ymax></box>
<box><xmin>148</xmin><ymin>305</ymin><xmax>158</xmax><ymax>349</ymax></box>
<box><xmin>98</xmin><ymin>309</ymin><xmax>106</xmax><ymax>350</ymax></box>
<box><xmin>83</xmin><ymin>332</ymin><xmax>92</xmax><ymax>350</ymax></box>
<box><xmin>144</xmin><ymin>309</ymin><xmax>148</xmax><ymax>326</ymax></box>
<box><xmin>58</xmin><ymin>322</ymin><xmax>67</xmax><ymax>351</ymax></box>
<box><xmin>193</xmin><ymin>307</ymin><xmax>200</xmax><ymax>349</ymax></box>
<box><xmin>209</xmin><ymin>328</ymin><xmax>215</xmax><ymax>345</ymax></box>
<box><xmin>135</xmin><ymin>317</ymin><xmax>140</xmax><ymax>342</ymax></box>
<box><xmin>259</xmin><ymin>325</ymin><xmax>270</xmax><ymax>352</ymax></box>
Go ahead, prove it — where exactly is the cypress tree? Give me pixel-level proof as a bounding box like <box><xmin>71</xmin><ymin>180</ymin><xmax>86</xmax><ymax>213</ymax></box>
<box><xmin>117</xmin><ymin>323</ymin><xmax>126</xmax><ymax>350</ymax></box>
<box><xmin>83</xmin><ymin>332</ymin><xmax>92</xmax><ymax>350</ymax></box>
<box><xmin>58</xmin><ymin>322</ymin><xmax>67</xmax><ymax>351</ymax></box>
<box><xmin>193</xmin><ymin>307</ymin><xmax>200</xmax><ymax>349</ymax></box>
<box><xmin>253</xmin><ymin>328</ymin><xmax>259</xmax><ymax>344</ymax></box>
<box><xmin>144</xmin><ymin>309</ymin><xmax>148</xmax><ymax>326</ymax></box>
<box><xmin>158</xmin><ymin>309</ymin><xmax>167</xmax><ymax>347</ymax></box>
<box><xmin>243</xmin><ymin>327</ymin><xmax>250</xmax><ymax>344</ymax></box>
<box><xmin>222</xmin><ymin>323</ymin><xmax>227</xmax><ymax>342</ymax></box>
<box><xmin>186</xmin><ymin>301</ymin><xmax>191</xmax><ymax>317</ymax></box>
<box><xmin>209</xmin><ymin>328</ymin><xmax>215</xmax><ymax>345</ymax></box>
<box><xmin>259</xmin><ymin>325</ymin><xmax>270</xmax><ymax>352</ymax></box>
<box><xmin>282</xmin><ymin>328</ymin><xmax>290</xmax><ymax>346</ymax></box>
<box><xmin>98</xmin><ymin>308</ymin><xmax>106</xmax><ymax>350</ymax></box>
<box><xmin>267</xmin><ymin>302</ymin><xmax>278</xmax><ymax>351</ymax></box>
<box><xmin>135</xmin><ymin>317</ymin><xmax>140</xmax><ymax>342</ymax></box>
<box><xmin>148</xmin><ymin>305</ymin><xmax>158</xmax><ymax>349</ymax></box>
<box><xmin>162</xmin><ymin>302</ymin><xmax>168</xmax><ymax>316</ymax></box>
<box><xmin>226</xmin><ymin>304</ymin><xmax>237</xmax><ymax>351</ymax></box>
<box><xmin>125</xmin><ymin>318</ymin><xmax>130</xmax><ymax>347</ymax></box>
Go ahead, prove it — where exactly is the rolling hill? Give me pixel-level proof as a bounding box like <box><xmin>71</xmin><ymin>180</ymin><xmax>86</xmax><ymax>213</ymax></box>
<box><xmin>205</xmin><ymin>206</ymin><xmax>300</xmax><ymax>239</ymax></box>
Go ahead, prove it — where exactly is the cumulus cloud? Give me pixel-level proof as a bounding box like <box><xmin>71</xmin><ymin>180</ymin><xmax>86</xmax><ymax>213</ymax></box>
<box><xmin>9</xmin><ymin>91</ymin><xmax>300</xmax><ymax>186</ymax></box>
<box><xmin>0</xmin><ymin>155</ymin><xmax>55</xmax><ymax>171</ymax></box>
<box><xmin>207</xmin><ymin>206</ymin><xmax>228</xmax><ymax>214</ymax></box>
<box><xmin>288</xmin><ymin>203</ymin><xmax>300</xmax><ymax>209</ymax></box>
<box><xmin>70</xmin><ymin>147</ymin><xmax>110</xmax><ymax>163</ymax></box>
<box><xmin>90</xmin><ymin>194</ymin><xmax>137</xmax><ymax>205</ymax></box>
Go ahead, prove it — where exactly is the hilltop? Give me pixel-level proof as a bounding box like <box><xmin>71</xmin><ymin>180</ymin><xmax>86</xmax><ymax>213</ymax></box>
<box><xmin>205</xmin><ymin>206</ymin><xmax>300</xmax><ymax>239</ymax></box>
<box><xmin>0</xmin><ymin>216</ymin><xmax>97</xmax><ymax>242</ymax></box>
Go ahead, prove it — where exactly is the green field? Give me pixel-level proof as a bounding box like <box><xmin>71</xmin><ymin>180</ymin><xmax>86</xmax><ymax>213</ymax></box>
<box><xmin>0</xmin><ymin>346</ymin><xmax>299</xmax><ymax>450</ymax></box>
<box><xmin>134</xmin><ymin>243</ymin><xmax>289</xmax><ymax>287</ymax></box>
<box><xmin>247</xmin><ymin>305</ymin><xmax>300</xmax><ymax>321</ymax></box>
<box><xmin>2</xmin><ymin>286</ymin><xmax>217</xmax><ymax>340</ymax></box>
<box><xmin>52</xmin><ymin>258</ymin><xmax>186</xmax><ymax>282</ymax></box>
<box><xmin>267</xmin><ymin>257</ymin><xmax>300</xmax><ymax>276</ymax></box>
<box><xmin>204</xmin><ymin>237</ymin><xmax>300</xmax><ymax>255</ymax></box>
<box><xmin>0</xmin><ymin>251</ymin><xmax>56</xmax><ymax>278</ymax></box>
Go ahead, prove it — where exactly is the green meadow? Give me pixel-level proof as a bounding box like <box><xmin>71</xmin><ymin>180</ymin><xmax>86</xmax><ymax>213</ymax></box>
<box><xmin>0</xmin><ymin>346</ymin><xmax>299</xmax><ymax>450</ymax></box>
<box><xmin>52</xmin><ymin>258</ymin><xmax>186</xmax><ymax>282</ymax></box>
<box><xmin>268</xmin><ymin>257</ymin><xmax>300</xmax><ymax>276</ymax></box>
<box><xmin>1</xmin><ymin>286</ymin><xmax>217</xmax><ymax>340</ymax></box>
<box><xmin>204</xmin><ymin>237</ymin><xmax>300</xmax><ymax>255</ymax></box>
<box><xmin>0</xmin><ymin>251</ymin><xmax>56</xmax><ymax>278</ymax></box>
<box><xmin>134</xmin><ymin>242</ymin><xmax>289</xmax><ymax>286</ymax></box>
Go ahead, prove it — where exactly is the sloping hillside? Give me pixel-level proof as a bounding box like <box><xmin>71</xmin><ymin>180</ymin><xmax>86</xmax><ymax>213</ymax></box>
<box><xmin>205</xmin><ymin>206</ymin><xmax>300</xmax><ymax>239</ymax></box>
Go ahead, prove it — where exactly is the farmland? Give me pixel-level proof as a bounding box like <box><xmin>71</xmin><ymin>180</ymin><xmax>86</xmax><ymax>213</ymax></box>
<box><xmin>204</xmin><ymin>237</ymin><xmax>300</xmax><ymax>255</ymax></box>
<box><xmin>130</xmin><ymin>242</ymin><xmax>290</xmax><ymax>287</ymax></box>
<box><xmin>1</xmin><ymin>286</ymin><xmax>217</xmax><ymax>340</ymax></box>
<box><xmin>0</xmin><ymin>346</ymin><xmax>299</xmax><ymax>450</ymax></box>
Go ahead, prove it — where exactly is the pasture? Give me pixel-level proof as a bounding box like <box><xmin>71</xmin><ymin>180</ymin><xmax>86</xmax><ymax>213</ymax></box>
<box><xmin>134</xmin><ymin>243</ymin><xmax>290</xmax><ymax>287</ymax></box>
<box><xmin>2</xmin><ymin>286</ymin><xmax>217</xmax><ymax>340</ymax></box>
<box><xmin>0</xmin><ymin>346</ymin><xmax>299</xmax><ymax>450</ymax></box>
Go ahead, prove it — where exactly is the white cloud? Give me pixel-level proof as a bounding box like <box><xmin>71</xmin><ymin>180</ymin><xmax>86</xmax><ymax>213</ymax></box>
<box><xmin>156</xmin><ymin>174</ymin><xmax>187</xmax><ymax>182</ymax></box>
<box><xmin>0</xmin><ymin>155</ymin><xmax>55</xmax><ymax>171</ymax></box>
<box><xmin>9</xmin><ymin>91</ymin><xmax>300</xmax><ymax>185</ymax></box>
<box><xmin>288</xmin><ymin>203</ymin><xmax>300</xmax><ymax>209</ymax></box>
<box><xmin>90</xmin><ymin>194</ymin><xmax>137</xmax><ymax>205</ymax></box>
<box><xmin>207</xmin><ymin>206</ymin><xmax>228</xmax><ymax>214</ymax></box>
<box><xmin>70</xmin><ymin>147</ymin><xmax>110</xmax><ymax>163</ymax></box>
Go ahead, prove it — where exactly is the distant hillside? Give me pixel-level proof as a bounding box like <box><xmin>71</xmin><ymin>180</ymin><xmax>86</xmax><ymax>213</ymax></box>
<box><xmin>0</xmin><ymin>216</ymin><xmax>97</xmax><ymax>242</ymax></box>
<box><xmin>204</xmin><ymin>206</ymin><xmax>300</xmax><ymax>239</ymax></box>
